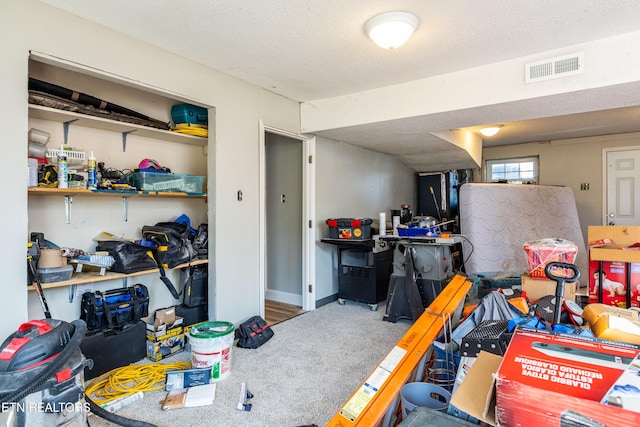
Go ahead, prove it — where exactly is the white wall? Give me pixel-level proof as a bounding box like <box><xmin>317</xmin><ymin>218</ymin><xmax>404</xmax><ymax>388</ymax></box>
<box><xmin>314</xmin><ymin>136</ymin><xmax>416</xmax><ymax>301</ymax></box>
<box><xmin>1</xmin><ymin>0</ymin><xmax>300</xmax><ymax>339</ymax></box>
<box><xmin>0</xmin><ymin>0</ymin><xmax>416</xmax><ymax>339</ymax></box>
<box><xmin>483</xmin><ymin>132</ymin><xmax>640</xmax><ymax>244</ymax></box>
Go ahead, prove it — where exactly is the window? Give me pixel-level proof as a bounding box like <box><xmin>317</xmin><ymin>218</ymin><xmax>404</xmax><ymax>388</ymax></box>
<box><xmin>484</xmin><ymin>156</ymin><xmax>539</xmax><ymax>184</ymax></box>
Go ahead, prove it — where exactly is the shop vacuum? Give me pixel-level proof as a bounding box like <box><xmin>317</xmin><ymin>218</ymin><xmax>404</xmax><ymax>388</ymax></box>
<box><xmin>0</xmin><ymin>319</ymin><xmax>156</xmax><ymax>427</ymax></box>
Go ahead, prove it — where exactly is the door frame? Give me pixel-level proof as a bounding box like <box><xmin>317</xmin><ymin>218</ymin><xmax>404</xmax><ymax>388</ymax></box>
<box><xmin>602</xmin><ymin>146</ymin><xmax>640</xmax><ymax>225</ymax></box>
<box><xmin>259</xmin><ymin>120</ymin><xmax>316</xmax><ymax>316</ymax></box>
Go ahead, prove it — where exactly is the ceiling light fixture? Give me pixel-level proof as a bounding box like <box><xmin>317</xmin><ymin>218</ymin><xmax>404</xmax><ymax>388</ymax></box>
<box><xmin>479</xmin><ymin>125</ymin><xmax>503</xmax><ymax>137</ymax></box>
<box><xmin>365</xmin><ymin>12</ymin><xmax>419</xmax><ymax>49</ymax></box>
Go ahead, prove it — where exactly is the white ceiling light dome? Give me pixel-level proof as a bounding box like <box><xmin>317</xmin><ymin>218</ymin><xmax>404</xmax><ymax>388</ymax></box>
<box><xmin>365</xmin><ymin>11</ymin><xmax>419</xmax><ymax>49</ymax></box>
<box><xmin>479</xmin><ymin>125</ymin><xmax>504</xmax><ymax>137</ymax></box>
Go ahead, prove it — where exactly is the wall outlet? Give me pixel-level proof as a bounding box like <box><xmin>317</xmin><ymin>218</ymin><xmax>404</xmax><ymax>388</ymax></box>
<box><xmin>580</xmin><ymin>183</ymin><xmax>590</xmax><ymax>190</ymax></box>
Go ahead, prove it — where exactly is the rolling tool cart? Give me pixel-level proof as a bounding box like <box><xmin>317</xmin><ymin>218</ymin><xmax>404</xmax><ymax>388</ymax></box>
<box><xmin>321</xmin><ymin>237</ymin><xmax>393</xmax><ymax>311</ymax></box>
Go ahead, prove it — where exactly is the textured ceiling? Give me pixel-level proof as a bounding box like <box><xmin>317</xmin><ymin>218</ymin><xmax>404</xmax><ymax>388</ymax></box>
<box><xmin>39</xmin><ymin>0</ymin><xmax>640</xmax><ymax>171</ymax></box>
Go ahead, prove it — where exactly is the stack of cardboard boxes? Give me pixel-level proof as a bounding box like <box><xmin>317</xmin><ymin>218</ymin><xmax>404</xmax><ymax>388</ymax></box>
<box><xmin>144</xmin><ymin>307</ymin><xmax>185</xmax><ymax>361</ymax></box>
<box><xmin>588</xmin><ymin>225</ymin><xmax>640</xmax><ymax>309</ymax></box>
<box><xmin>447</xmin><ymin>227</ymin><xmax>640</xmax><ymax>425</ymax></box>
<box><xmin>452</xmin><ymin>328</ymin><xmax>640</xmax><ymax>425</ymax></box>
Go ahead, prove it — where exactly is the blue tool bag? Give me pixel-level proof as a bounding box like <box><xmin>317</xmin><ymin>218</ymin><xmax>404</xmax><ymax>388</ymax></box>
<box><xmin>80</xmin><ymin>284</ymin><xmax>149</xmax><ymax>332</ymax></box>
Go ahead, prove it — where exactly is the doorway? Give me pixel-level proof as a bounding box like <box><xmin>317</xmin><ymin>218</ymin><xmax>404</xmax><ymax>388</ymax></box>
<box><xmin>259</xmin><ymin>123</ymin><xmax>316</xmax><ymax>324</ymax></box>
<box><xmin>604</xmin><ymin>148</ymin><xmax>640</xmax><ymax>226</ymax></box>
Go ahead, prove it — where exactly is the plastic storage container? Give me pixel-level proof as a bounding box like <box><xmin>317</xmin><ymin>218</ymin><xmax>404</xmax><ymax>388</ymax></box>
<box><xmin>397</xmin><ymin>225</ymin><xmax>441</xmax><ymax>237</ymax></box>
<box><xmin>36</xmin><ymin>265</ymin><xmax>74</xmax><ymax>283</ymax></box>
<box><xmin>129</xmin><ymin>171</ymin><xmax>205</xmax><ymax>193</ymax></box>
<box><xmin>523</xmin><ymin>238</ymin><xmax>578</xmax><ymax>279</ymax></box>
<box><xmin>28</xmin><ymin>158</ymin><xmax>39</xmax><ymax>187</ymax></box>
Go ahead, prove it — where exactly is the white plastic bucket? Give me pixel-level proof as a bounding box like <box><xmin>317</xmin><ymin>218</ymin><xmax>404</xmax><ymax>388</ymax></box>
<box><xmin>400</xmin><ymin>382</ymin><xmax>451</xmax><ymax>418</ymax></box>
<box><xmin>189</xmin><ymin>321</ymin><xmax>235</xmax><ymax>382</ymax></box>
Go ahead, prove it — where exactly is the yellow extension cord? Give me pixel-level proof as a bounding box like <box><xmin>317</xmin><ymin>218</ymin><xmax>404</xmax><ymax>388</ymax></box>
<box><xmin>170</xmin><ymin>123</ymin><xmax>208</xmax><ymax>137</ymax></box>
<box><xmin>86</xmin><ymin>361</ymin><xmax>192</xmax><ymax>405</ymax></box>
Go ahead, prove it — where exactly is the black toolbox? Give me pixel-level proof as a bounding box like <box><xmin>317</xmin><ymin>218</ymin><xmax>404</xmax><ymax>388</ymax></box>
<box><xmin>80</xmin><ymin>320</ymin><xmax>146</xmax><ymax>380</ymax></box>
<box><xmin>326</xmin><ymin>218</ymin><xmax>372</xmax><ymax>240</ymax></box>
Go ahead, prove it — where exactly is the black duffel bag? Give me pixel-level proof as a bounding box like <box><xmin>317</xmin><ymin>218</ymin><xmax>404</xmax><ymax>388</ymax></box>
<box><xmin>80</xmin><ymin>284</ymin><xmax>149</xmax><ymax>332</ymax></box>
<box><xmin>141</xmin><ymin>222</ymin><xmax>196</xmax><ymax>268</ymax></box>
<box><xmin>95</xmin><ymin>239</ymin><xmax>181</xmax><ymax>299</ymax></box>
<box><xmin>95</xmin><ymin>240</ymin><xmax>157</xmax><ymax>274</ymax></box>
<box><xmin>235</xmin><ymin>315</ymin><xmax>274</xmax><ymax>349</ymax></box>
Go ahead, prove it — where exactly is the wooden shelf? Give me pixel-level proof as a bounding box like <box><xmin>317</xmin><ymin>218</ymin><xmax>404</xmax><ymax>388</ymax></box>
<box><xmin>28</xmin><ymin>258</ymin><xmax>208</xmax><ymax>291</ymax></box>
<box><xmin>28</xmin><ymin>186</ymin><xmax>207</xmax><ymax>199</ymax></box>
<box><xmin>29</xmin><ymin>104</ymin><xmax>207</xmax><ymax>146</ymax></box>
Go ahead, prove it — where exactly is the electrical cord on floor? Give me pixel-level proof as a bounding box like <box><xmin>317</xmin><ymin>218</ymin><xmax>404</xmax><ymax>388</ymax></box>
<box><xmin>86</xmin><ymin>361</ymin><xmax>192</xmax><ymax>406</ymax></box>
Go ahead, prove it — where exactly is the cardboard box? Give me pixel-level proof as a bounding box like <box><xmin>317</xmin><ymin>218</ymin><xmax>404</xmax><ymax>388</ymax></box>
<box><xmin>495</xmin><ymin>328</ymin><xmax>640</xmax><ymax>426</ymax></box>
<box><xmin>589</xmin><ymin>225</ymin><xmax>640</xmax><ymax>264</ymax></box>
<box><xmin>582</xmin><ymin>303</ymin><xmax>640</xmax><ymax>324</ymax></box>
<box><xmin>449</xmin><ymin>351</ymin><xmax>501</xmax><ymax>426</ymax></box>
<box><xmin>588</xmin><ymin>226</ymin><xmax>640</xmax><ymax>308</ymax></box>
<box><xmin>588</xmin><ymin>259</ymin><xmax>640</xmax><ymax>307</ymax></box>
<box><xmin>144</xmin><ymin>307</ymin><xmax>185</xmax><ymax>361</ymax></box>
<box><xmin>521</xmin><ymin>273</ymin><xmax>576</xmax><ymax>303</ymax></box>
<box><xmin>583</xmin><ymin>303</ymin><xmax>640</xmax><ymax>345</ymax></box>
<box><xmin>447</xmin><ymin>355</ymin><xmax>479</xmax><ymax>422</ymax></box>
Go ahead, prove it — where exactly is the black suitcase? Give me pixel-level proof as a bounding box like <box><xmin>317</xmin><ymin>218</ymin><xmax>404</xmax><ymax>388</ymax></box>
<box><xmin>80</xmin><ymin>320</ymin><xmax>146</xmax><ymax>380</ymax></box>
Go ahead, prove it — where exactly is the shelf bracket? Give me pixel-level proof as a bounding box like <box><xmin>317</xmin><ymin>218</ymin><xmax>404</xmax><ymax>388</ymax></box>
<box><xmin>68</xmin><ymin>285</ymin><xmax>76</xmax><ymax>303</ymax></box>
<box><xmin>122</xmin><ymin>196</ymin><xmax>130</xmax><ymax>222</ymax></box>
<box><xmin>63</xmin><ymin>119</ymin><xmax>79</xmax><ymax>145</ymax></box>
<box><xmin>122</xmin><ymin>130</ymin><xmax>136</xmax><ymax>152</ymax></box>
<box><xmin>65</xmin><ymin>195</ymin><xmax>73</xmax><ymax>224</ymax></box>
<box><xmin>122</xmin><ymin>277</ymin><xmax>129</xmax><ymax>288</ymax></box>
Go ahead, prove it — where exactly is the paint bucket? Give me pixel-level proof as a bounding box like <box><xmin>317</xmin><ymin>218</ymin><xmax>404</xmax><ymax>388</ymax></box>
<box><xmin>189</xmin><ymin>321</ymin><xmax>235</xmax><ymax>382</ymax></box>
<box><xmin>399</xmin><ymin>382</ymin><xmax>451</xmax><ymax>418</ymax></box>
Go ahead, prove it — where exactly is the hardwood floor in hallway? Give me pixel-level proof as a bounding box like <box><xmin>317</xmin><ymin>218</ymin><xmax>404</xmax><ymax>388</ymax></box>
<box><xmin>264</xmin><ymin>300</ymin><xmax>304</xmax><ymax>325</ymax></box>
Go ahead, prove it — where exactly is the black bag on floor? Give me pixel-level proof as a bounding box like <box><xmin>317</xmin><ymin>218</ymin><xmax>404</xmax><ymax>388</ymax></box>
<box><xmin>235</xmin><ymin>315</ymin><xmax>274</xmax><ymax>349</ymax></box>
<box><xmin>80</xmin><ymin>284</ymin><xmax>149</xmax><ymax>332</ymax></box>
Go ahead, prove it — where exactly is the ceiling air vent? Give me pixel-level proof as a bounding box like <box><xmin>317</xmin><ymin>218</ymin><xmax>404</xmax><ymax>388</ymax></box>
<box><xmin>525</xmin><ymin>52</ymin><xmax>584</xmax><ymax>83</ymax></box>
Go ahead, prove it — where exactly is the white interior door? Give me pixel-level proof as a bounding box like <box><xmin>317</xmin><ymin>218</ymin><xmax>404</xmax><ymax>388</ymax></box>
<box><xmin>265</xmin><ymin>133</ymin><xmax>303</xmax><ymax>304</ymax></box>
<box><xmin>605</xmin><ymin>148</ymin><xmax>640</xmax><ymax>225</ymax></box>
<box><xmin>259</xmin><ymin>122</ymin><xmax>316</xmax><ymax>316</ymax></box>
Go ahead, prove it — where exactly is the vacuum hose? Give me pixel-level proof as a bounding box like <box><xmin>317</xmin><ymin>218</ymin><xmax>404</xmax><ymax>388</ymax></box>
<box><xmin>0</xmin><ymin>319</ymin><xmax>156</xmax><ymax>427</ymax></box>
<box><xmin>87</xmin><ymin>392</ymin><xmax>156</xmax><ymax>427</ymax></box>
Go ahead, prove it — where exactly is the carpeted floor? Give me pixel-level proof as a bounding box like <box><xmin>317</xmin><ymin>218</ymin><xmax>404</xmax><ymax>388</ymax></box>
<box><xmin>86</xmin><ymin>300</ymin><xmax>411</xmax><ymax>427</ymax></box>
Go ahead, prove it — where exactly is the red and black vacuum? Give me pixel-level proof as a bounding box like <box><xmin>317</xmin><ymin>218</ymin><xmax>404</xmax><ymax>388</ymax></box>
<box><xmin>0</xmin><ymin>319</ymin><xmax>155</xmax><ymax>427</ymax></box>
<box><xmin>0</xmin><ymin>319</ymin><xmax>90</xmax><ymax>426</ymax></box>
<box><xmin>11</xmin><ymin>244</ymin><xmax>155</xmax><ymax>426</ymax></box>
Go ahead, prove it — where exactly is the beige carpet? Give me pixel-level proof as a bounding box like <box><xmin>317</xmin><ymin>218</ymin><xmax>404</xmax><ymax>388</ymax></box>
<box><xmin>86</xmin><ymin>300</ymin><xmax>411</xmax><ymax>427</ymax></box>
